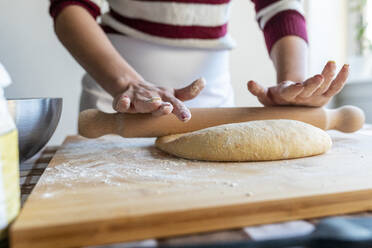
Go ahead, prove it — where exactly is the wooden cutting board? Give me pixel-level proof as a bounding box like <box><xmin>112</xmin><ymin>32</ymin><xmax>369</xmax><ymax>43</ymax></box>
<box><xmin>11</xmin><ymin>127</ymin><xmax>372</xmax><ymax>248</ymax></box>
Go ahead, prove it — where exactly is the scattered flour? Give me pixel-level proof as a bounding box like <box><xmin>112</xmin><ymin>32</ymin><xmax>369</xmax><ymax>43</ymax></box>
<box><xmin>40</xmin><ymin>136</ymin><xmax>245</xmax><ymax>193</ymax></box>
<box><xmin>41</xmin><ymin>192</ymin><xmax>55</xmax><ymax>198</ymax></box>
<box><xmin>245</xmin><ymin>192</ymin><xmax>253</xmax><ymax>197</ymax></box>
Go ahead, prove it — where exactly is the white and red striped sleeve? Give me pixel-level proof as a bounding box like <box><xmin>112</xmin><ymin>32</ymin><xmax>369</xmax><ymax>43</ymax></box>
<box><xmin>251</xmin><ymin>0</ymin><xmax>308</xmax><ymax>53</ymax></box>
<box><xmin>49</xmin><ymin>0</ymin><xmax>101</xmax><ymax>20</ymax></box>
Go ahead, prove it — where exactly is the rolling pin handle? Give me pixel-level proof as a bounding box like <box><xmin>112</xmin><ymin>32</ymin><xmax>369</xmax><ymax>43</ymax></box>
<box><xmin>79</xmin><ymin>109</ymin><xmax>118</xmax><ymax>138</ymax></box>
<box><xmin>326</xmin><ymin>105</ymin><xmax>365</xmax><ymax>133</ymax></box>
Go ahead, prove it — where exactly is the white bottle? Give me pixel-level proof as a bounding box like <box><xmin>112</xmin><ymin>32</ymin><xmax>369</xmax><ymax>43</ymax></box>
<box><xmin>0</xmin><ymin>63</ymin><xmax>20</xmax><ymax>240</ymax></box>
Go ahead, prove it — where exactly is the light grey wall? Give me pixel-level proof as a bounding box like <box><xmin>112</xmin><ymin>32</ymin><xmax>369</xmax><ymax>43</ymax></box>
<box><xmin>1</xmin><ymin>0</ymin><xmax>84</xmax><ymax>145</ymax></box>
<box><xmin>306</xmin><ymin>0</ymin><xmax>348</xmax><ymax>74</ymax></box>
<box><xmin>229</xmin><ymin>0</ymin><xmax>276</xmax><ymax>107</ymax></box>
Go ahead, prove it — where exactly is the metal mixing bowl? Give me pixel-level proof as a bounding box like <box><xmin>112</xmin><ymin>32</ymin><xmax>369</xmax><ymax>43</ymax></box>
<box><xmin>7</xmin><ymin>98</ymin><xmax>62</xmax><ymax>162</ymax></box>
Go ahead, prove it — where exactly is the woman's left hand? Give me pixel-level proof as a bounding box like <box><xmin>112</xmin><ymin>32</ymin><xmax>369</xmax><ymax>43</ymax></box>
<box><xmin>247</xmin><ymin>62</ymin><xmax>349</xmax><ymax>107</ymax></box>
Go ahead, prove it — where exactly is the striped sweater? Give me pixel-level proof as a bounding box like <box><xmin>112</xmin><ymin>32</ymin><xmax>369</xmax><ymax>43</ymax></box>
<box><xmin>49</xmin><ymin>0</ymin><xmax>308</xmax><ymax>52</ymax></box>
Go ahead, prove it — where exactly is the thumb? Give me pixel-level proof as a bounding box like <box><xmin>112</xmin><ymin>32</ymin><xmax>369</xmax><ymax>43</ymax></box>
<box><xmin>247</xmin><ymin>80</ymin><xmax>273</xmax><ymax>106</ymax></box>
<box><xmin>113</xmin><ymin>94</ymin><xmax>131</xmax><ymax>113</ymax></box>
<box><xmin>174</xmin><ymin>78</ymin><xmax>206</xmax><ymax>101</ymax></box>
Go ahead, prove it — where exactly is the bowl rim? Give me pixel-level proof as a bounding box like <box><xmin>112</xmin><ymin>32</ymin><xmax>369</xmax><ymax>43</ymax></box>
<box><xmin>7</xmin><ymin>97</ymin><xmax>63</xmax><ymax>101</ymax></box>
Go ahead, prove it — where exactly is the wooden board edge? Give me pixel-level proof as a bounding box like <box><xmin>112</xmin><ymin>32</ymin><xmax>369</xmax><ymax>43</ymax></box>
<box><xmin>10</xmin><ymin>188</ymin><xmax>372</xmax><ymax>248</ymax></box>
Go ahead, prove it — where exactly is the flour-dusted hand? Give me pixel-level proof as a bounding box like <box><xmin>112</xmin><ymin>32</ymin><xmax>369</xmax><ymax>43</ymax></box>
<box><xmin>112</xmin><ymin>78</ymin><xmax>205</xmax><ymax>122</ymax></box>
<box><xmin>247</xmin><ymin>61</ymin><xmax>349</xmax><ymax>107</ymax></box>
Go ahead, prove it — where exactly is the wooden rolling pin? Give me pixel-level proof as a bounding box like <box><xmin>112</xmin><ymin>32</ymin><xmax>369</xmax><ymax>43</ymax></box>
<box><xmin>78</xmin><ymin>105</ymin><xmax>365</xmax><ymax>138</ymax></box>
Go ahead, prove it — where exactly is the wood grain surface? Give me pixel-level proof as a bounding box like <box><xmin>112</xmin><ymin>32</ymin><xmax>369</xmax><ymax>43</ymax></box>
<box><xmin>11</xmin><ymin>128</ymin><xmax>372</xmax><ymax>248</ymax></box>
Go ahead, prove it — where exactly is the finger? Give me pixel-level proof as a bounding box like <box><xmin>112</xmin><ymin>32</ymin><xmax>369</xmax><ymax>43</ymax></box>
<box><xmin>278</xmin><ymin>82</ymin><xmax>304</xmax><ymax>100</ymax></box>
<box><xmin>314</xmin><ymin>61</ymin><xmax>336</xmax><ymax>95</ymax></box>
<box><xmin>162</xmin><ymin>94</ymin><xmax>191</xmax><ymax>122</ymax></box>
<box><xmin>133</xmin><ymin>94</ymin><xmax>162</xmax><ymax>113</ymax></box>
<box><xmin>297</xmin><ymin>75</ymin><xmax>323</xmax><ymax>98</ymax></box>
<box><xmin>247</xmin><ymin>80</ymin><xmax>273</xmax><ymax>106</ymax></box>
<box><xmin>323</xmin><ymin>64</ymin><xmax>349</xmax><ymax>97</ymax></box>
<box><xmin>174</xmin><ymin>78</ymin><xmax>206</xmax><ymax>101</ymax></box>
<box><xmin>113</xmin><ymin>95</ymin><xmax>131</xmax><ymax>113</ymax></box>
<box><xmin>152</xmin><ymin>102</ymin><xmax>173</xmax><ymax>117</ymax></box>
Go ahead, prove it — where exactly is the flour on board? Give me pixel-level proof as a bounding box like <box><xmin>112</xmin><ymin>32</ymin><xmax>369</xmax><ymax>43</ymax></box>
<box><xmin>39</xmin><ymin>136</ymin><xmax>245</xmax><ymax>193</ymax></box>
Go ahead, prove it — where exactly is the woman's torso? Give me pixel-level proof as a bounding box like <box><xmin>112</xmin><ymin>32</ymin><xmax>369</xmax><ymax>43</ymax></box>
<box><xmin>81</xmin><ymin>34</ymin><xmax>235</xmax><ymax>113</ymax></box>
<box><xmin>80</xmin><ymin>0</ymin><xmax>236</xmax><ymax>112</ymax></box>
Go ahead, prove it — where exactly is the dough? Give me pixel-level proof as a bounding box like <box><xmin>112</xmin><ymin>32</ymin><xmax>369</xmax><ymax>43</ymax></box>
<box><xmin>155</xmin><ymin>120</ymin><xmax>332</xmax><ymax>161</ymax></box>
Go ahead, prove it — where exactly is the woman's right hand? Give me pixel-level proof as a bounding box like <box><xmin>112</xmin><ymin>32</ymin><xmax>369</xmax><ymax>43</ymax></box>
<box><xmin>112</xmin><ymin>78</ymin><xmax>205</xmax><ymax>122</ymax></box>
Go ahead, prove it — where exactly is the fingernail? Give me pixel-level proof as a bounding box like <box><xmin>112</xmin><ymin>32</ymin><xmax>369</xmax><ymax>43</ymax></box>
<box><xmin>121</xmin><ymin>96</ymin><xmax>130</xmax><ymax>103</ymax></box>
<box><xmin>199</xmin><ymin>78</ymin><xmax>206</xmax><ymax>87</ymax></box>
<box><xmin>162</xmin><ymin>103</ymin><xmax>171</xmax><ymax>109</ymax></box>
<box><xmin>181</xmin><ymin>113</ymin><xmax>191</xmax><ymax>121</ymax></box>
<box><xmin>344</xmin><ymin>64</ymin><xmax>350</xmax><ymax>69</ymax></box>
<box><xmin>191</xmin><ymin>84</ymin><xmax>200</xmax><ymax>95</ymax></box>
<box><xmin>328</xmin><ymin>60</ymin><xmax>336</xmax><ymax>64</ymax></box>
<box><xmin>115</xmin><ymin>101</ymin><xmax>121</xmax><ymax>111</ymax></box>
<box><xmin>315</xmin><ymin>74</ymin><xmax>323</xmax><ymax>80</ymax></box>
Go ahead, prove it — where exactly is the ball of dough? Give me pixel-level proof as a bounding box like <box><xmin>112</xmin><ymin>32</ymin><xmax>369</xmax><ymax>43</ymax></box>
<box><xmin>155</xmin><ymin>120</ymin><xmax>332</xmax><ymax>161</ymax></box>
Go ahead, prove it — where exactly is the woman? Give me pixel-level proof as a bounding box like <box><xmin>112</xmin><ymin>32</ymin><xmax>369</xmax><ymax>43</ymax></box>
<box><xmin>49</xmin><ymin>0</ymin><xmax>349</xmax><ymax>122</ymax></box>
